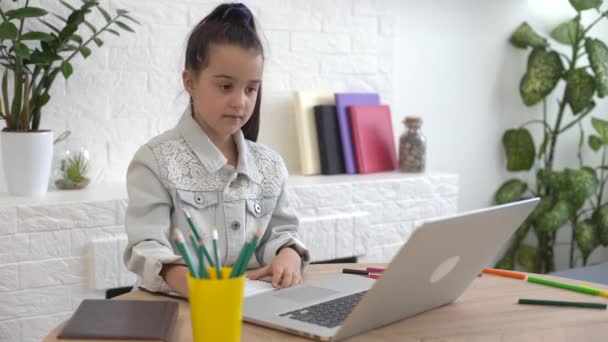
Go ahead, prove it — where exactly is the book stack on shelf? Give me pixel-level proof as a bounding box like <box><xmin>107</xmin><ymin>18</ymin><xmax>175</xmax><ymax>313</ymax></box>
<box><xmin>294</xmin><ymin>91</ymin><xmax>398</xmax><ymax>175</ymax></box>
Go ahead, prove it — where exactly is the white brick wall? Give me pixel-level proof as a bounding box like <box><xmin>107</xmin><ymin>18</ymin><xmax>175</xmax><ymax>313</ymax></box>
<box><xmin>0</xmin><ymin>0</ymin><xmax>396</xmax><ymax>189</ymax></box>
<box><xmin>0</xmin><ymin>172</ymin><xmax>457</xmax><ymax>341</ymax></box>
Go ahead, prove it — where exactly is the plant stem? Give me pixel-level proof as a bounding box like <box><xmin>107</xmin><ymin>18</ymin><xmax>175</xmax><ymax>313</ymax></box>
<box><xmin>558</xmin><ymin>104</ymin><xmax>595</xmax><ymax>134</ymax></box>
<box><xmin>570</xmin><ymin>217</ymin><xmax>578</xmax><ymax>268</ymax></box>
<box><xmin>583</xmin><ymin>11</ymin><xmax>607</xmax><ymax>36</ymax></box>
<box><xmin>17</xmin><ymin>0</ymin><xmax>31</xmax><ymax>39</ymax></box>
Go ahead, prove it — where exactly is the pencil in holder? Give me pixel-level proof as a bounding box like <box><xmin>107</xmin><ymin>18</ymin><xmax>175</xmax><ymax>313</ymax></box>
<box><xmin>187</xmin><ymin>267</ymin><xmax>245</xmax><ymax>342</ymax></box>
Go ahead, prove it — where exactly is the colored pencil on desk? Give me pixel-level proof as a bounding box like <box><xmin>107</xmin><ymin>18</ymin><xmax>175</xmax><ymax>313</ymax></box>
<box><xmin>366</xmin><ymin>267</ymin><xmax>385</xmax><ymax>273</ymax></box>
<box><xmin>581</xmin><ymin>285</ymin><xmax>608</xmax><ymax>298</ymax></box>
<box><xmin>212</xmin><ymin>229</ymin><xmax>222</xmax><ymax>279</ymax></box>
<box><xmin>527</xmin><ymin>276</ymin><xmax>601</xmax><ymax>296</ymax></box>
<box><xmin>171</xmin><ymin>228</ymin><xmax>198</xmax><ymax>278</ymax></box>
<box><xmin>182</xmin><ymin>208</ymin><xmax>214</xmax><ymax>267</ymax></box>
<box><xmin>237</xmin><ymin>229</ymin><xmax>261</xmax><ymax>277</ymax></box>
<box><xmin>518</xmin><ymin>298</ymin><xmax>607</xmax><ymax>309</ymax></box>
<box><xmin>482</xmin><ymin>268</ymin><xmax>526</xmax><ymax>280</ymax></box>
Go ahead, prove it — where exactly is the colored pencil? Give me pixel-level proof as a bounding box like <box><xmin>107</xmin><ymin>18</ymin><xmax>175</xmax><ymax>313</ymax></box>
<box><xmin>230</xmin><ymin>231</ymin><xmax>254</xmax><ymax>278</ymax></box>
<box><xmin>482</xmin><ymin>268</ymin><xmax>526</xmax><ymax>280</ymax></box>
<box><xmin>190</xmin><ymin>232</ymin><xmax>209</xmax><ymax>279</ymax></box>
<box><xmin>182</xmin><ymin>208</ymin><xmax>214</xmax><ymax>267</ymax></box>
<box><xmin>518</xmin><ymin>298</ymin><xmax>607</xmax><ymax>309</ymax></box>
<box><xmin>527</xmin><ymin>276</ymin><xmax>601</xmax><ymax>296</ymax></box>
<box><xmin>366</xmin><ymin>267</ymin><xmax>385</xmax><ymax>273</ymax></box>
<box><xmin>171</xmin><ymin>228</ymin><xmax>198</xmax><ymax>278</ymax></box>
<box><xmin>182</xmin><ymin>208</ymin><xmax>202</xmax><ymax>240</ymax></box>
<box><xmin>581</xmin><ymin>285</ymin><xmax>608</xmax><ymax>298</ymax></box>
<box><xmin>212</xmin><ymin>229</ymin><xmax>222</xmax><ymax>279</ymax></box>
<box><xmin>237</xmin><ymin>230</ymin><xmax>261</xmax><ymax>277</ymax></box>
<box><xmin>364</xmin><ymin>274</ymin><xmax>380</xmax><ymax>279</ymax></box>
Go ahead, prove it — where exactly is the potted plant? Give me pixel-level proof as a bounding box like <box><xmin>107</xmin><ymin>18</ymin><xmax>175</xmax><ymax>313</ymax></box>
<box><xmin>494</xmin><ymin>0</ymin><xmax>608</xmax><ymax>273</ymax></box>
<box><xmin>0</xmin><ymin>0</ymin><xmax>138</xmax><ymax>196</ymax></box>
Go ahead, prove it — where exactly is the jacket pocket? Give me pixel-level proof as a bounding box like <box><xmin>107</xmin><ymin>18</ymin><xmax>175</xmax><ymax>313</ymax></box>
<box><xmin>177</xmin><ymin>189</ymin><xmax>218</xmax><ymax>209</ymax></box>
<box><xmin>246</xmin><ymin>197</ymin><xmax>275</xmax><ymax>218</ymax></box>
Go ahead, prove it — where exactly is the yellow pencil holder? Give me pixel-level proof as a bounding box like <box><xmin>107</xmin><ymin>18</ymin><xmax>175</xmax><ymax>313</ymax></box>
<box><xmin>187</xmin><ymin>267</ymin><xmax>245</xmax><ymax>342</ymax></box>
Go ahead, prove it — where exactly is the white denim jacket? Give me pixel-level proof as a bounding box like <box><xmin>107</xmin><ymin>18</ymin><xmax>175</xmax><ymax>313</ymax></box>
<box><xmin>123</xmin><ymin>108</ymin><xmax>310</xmax><ymax>293</ymax></box>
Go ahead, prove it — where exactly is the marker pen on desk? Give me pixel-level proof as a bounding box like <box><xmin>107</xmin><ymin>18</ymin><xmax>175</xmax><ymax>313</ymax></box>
<box><xmin>342</xmin><ymin>268</ymin><xmax>370</xmax><ymax>275</ymax></box>
<box><xmin>366</xmin><ymin>267</ymin><xmax>385</xmax><ymax>273</ymax></box>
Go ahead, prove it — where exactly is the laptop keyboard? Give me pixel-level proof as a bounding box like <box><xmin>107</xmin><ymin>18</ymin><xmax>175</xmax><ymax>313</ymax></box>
<box><xmin>279</xmin><ymin>291</ymin><xmax>367</xmax><ymax>328</ymax></box>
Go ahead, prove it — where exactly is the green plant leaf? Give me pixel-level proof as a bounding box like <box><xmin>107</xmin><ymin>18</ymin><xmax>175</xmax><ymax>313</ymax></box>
<box><xmin>535</xmin><ymin>200</ymin><xmax>570</xmax><ymax>232</ymax></box>
<box><xmin>591</xmin><ymin>117</ymin><xmax>608</xmax><ymax>142</ymax></box>
<box><xmin>20</xmin><ymin>31</ymin><xmax>55</xmax><ymax>42</ymax></box>
<box><xmin>0</xmin><ymin>21</ymin><xmax>18</xmax><ymax>40</ymax></box>
<box><xmin>106</xmin><ymin>29</ymin><xmax>120</xmax><ymax>36</ymax></box>
<box><xmin>35</xmin><ymin>93</ymin><xmax>50</xmax><ymax>106</ymax></box>
<box><xmin>520</xmin><ymin>48</ymin><xmax>564</xmax><ymax>106</ymax></box>
<box><xmin>529</xmin><ymin>196</ymin><xmax>554</xmax><ymax>224</ymax></box>
<box><xmin>68</xmin><ymin>34</ymin><xmax>83</xmax><ymax>45</ymax></box>
<box><xmin>569</xmin><ymin>0</ymin><xmax>603</xmax><ymax>11</ymax></box>
<box><xmin>97</xmin><ymin>6</ymin><xmax>112</xmax><ymax>22</ymax></box>
<box><xmin>79</xmin><ymin>46</ymin><xmax>91</xmax><ymax>58</ymax></box>
<box><xmin>593</xmin><ymin>206</ymin><xmax>608</xmax><ymax>246</ymax></box>
<box><xmin>93</xmin><ymin>37</ymin><xmax>103</xmax><ymax>47</ymax></box>
<box><xmin>502</xmin><ymin>128</ymin><xmax>536</xmax><ymax>171</ymax></box>
<box><xmin>6</xmin><ymin>7</ymin><xmax>48</xmax><ymax>20</ymax></box>
<box><xmin>586</xmin><ymin>38</ymin><xmax>608</xmax><ymax>98</ymax></box>
<box><xmin>494</xmin><ymin>179</ymin><xmax>528</xmax><ymax>205</ymax></box>
<box><xmin>83</xmin><ymin>20</ymin><xmax>97</xmax><ymax>34</ymax></box>
<box><xmin>550</xmin><ymin>17</ymin><xmax>583</xmax><ymax>46</ymax></box>
<box><xmin>114</xmin><ymin>21</ymin><xmax>134</xmax><ymax>32</ymax></box>
<box><xmin>589</xmin><ymin>135</ymin><xmax>604</xmax><ymax>151</ymax></box>
<box><xmin>39</xmin><ymin>19</ymin><xmax>61</xmax><ymax>34</ymax></box>
<box><xmin>116</xmin><ymin>9</ymin><xmax>129</xmax><ymax>15</ymax></box>
<box><xmin>13</xmin><ymin>42</ymin><xmax>31</xmax><ymax>58</ymax></box>
<box><xmin>575</xmin><ymin>219</ymin><xmax>598</xmax><ymax>257</ymax></box>
<box><xmin>59</xmin><ymin>0</ymin><xmax>77</xmax><ymax>11</ymax></box>
<box><xmin>60</xmin><ymin>61</ymin><xmax>73</xmax><ymax>79</ymax></box>
<box><xmin>565</xmin><ymin>68</ymin><xmax>596</xmax><ymax>114</ymax></box>
<box><xmin>559</xmin><ymin>168</ymin><xmax>598</xmax><ymax>214</ymax></box>
<box><xmin>122</xmin><ymin>14</ymin><xmax>141</xmax><ymax>25</ymax></box>
<box><xmin>510</xmin><ymin>22</ymin><xmax>548</xmax><ymax>49</ymax></box>
<box><xmin>66</xmin><ymin>10</ymin><xmax>85</xmax><ymax>27</ymax></box>
<box><xmin>517</xmin><ymin>244</ymin><xmax>539</xmax><ymax>273</ymax></box>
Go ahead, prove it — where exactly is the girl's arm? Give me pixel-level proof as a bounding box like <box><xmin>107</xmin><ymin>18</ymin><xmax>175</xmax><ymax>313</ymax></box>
<box><xmin>123</xmin><ymin>145</ymin><xmax>184</xmax><ymax>294</ymax></box>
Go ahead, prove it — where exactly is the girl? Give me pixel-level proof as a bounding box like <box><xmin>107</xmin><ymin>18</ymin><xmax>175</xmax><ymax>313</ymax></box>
<box><xmin>123</xmin><ymin>3</ymin><xmax>310</xmax><ymax>297</ymax></box>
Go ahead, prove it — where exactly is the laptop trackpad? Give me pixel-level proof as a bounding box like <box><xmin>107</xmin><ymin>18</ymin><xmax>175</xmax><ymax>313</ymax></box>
<box><xmin>272</xmin><ymin>286</ymin><xmax>339</xmax><ymax>303</ymax></box>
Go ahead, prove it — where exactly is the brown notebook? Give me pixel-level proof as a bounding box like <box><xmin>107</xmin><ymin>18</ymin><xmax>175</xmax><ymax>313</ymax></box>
<box><xmin>58</xmin><ymin>299</ymin><xmax>178</xmax><ymax>342</ymax></box>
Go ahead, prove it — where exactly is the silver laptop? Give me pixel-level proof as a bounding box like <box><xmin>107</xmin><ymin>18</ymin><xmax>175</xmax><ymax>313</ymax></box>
<box><xmin>243</xmin><ymin>198</ymin><xmax>539</xmax><ymax>341</ymax></box>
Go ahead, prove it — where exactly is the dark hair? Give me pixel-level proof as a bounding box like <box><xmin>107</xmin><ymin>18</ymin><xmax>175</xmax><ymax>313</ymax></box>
<box><xmin>185</xmin><ymin>3</ymin><xmax>264</xmax><ymax>141</ymax></box>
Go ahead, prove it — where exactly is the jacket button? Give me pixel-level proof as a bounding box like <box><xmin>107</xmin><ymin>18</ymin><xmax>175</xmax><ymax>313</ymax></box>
<box><xmin>195</xmin><ymin>195</ymin><xmax>203</xmax><ymax>204</ymax></box>
<box><xmin>254</xmin><ymin>203</ymin><xmax>261</xmax><ymax>214</ymax></box>
<box><xmin>231</xmin><ymin>221</ymin><xmax>241</xmax><ymax>231</ymax></box>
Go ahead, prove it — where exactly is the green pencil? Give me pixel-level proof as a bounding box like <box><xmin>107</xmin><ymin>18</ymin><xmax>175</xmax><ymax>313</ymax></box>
<box><xmin>212</xmin><ymin>229</ymin><xmax>222</xmax><ymax>279</ymax></box>
<box><xmin>518</xmin><ymin>298</ymin><xmax>607</xmax><ymax>309</ymax></box>
<box><xmin>189</xmin><ymin>232</ymin><xmax>209</xmax><ymax>279</ymax></box>
<box><xmin>237</xmin><ymin>229</ymin><xmax>262</xmax><ymax>277</ymax></box>
<box><xmin>182</xmin><ymin>208</ymin><xmax>215</xmax><ymax>267</ymax></box>
<box><xmin>527</xmin><ymin>276</ymin><xmax>601</xmax><ymax>296</ymax></box>
<box><xmin>171</xmin><ymin>228</ymin><xmax>198</xmax><ymax>278</ymax></box>
<box><xmin>182</xmin><ymin>208</ymin><xmax>202</xmax><ymax>240</ymax></box>
<box><xmin>230</xmin><ymin>235</ymin><xmax>252</xmax><ymax>278</ymax></box>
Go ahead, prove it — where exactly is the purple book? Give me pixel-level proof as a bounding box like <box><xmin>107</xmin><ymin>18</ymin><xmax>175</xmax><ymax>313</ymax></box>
<box><xmin>334</xmin><ymin>93</ymin><xmax>381</xmax><ymax>174</ymax></box>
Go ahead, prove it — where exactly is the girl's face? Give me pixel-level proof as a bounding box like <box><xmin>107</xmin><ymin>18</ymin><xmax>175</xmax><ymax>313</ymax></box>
<box><xmin>183</xmin><ymin>43</ymin><xmax>263</xmax><ymax>140</ymax></box>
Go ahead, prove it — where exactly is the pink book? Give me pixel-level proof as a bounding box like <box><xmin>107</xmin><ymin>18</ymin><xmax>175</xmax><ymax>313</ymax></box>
<box><xmin>348</xmin><ymin>105</ymin><xmax>397</xmax><ymax>174</ymax></box>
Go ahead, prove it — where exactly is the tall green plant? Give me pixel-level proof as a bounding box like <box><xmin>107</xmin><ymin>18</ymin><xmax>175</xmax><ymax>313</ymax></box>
<box><xmin>0</xmin><ymin>0</ymin><xmax>138</xmax><ymax>132</ymax></box>
<box><xmin>495</xmin><ymin>0</ymin><xmax>608</xmax><ymax>273</ymax></box>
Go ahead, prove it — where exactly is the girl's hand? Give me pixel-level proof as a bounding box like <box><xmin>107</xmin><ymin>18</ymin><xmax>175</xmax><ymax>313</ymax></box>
<box><xmin>247</xmin><ymin>247</ymin><xmax>303</xmax><ymax>288</ymax></box>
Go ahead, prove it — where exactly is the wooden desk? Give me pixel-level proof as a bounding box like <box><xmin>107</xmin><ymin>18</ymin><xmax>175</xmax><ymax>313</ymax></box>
<box><xmin>45</xmin><ymin>263</ymin><xmax>608</xmax><ymax>341</ymax></box>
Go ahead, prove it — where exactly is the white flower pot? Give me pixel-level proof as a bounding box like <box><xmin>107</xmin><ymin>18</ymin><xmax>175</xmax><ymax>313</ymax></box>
<box><xmin>1</xmin><ymin>130</ymin><xmax>54</xmax><ymax>197</ymax></box>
